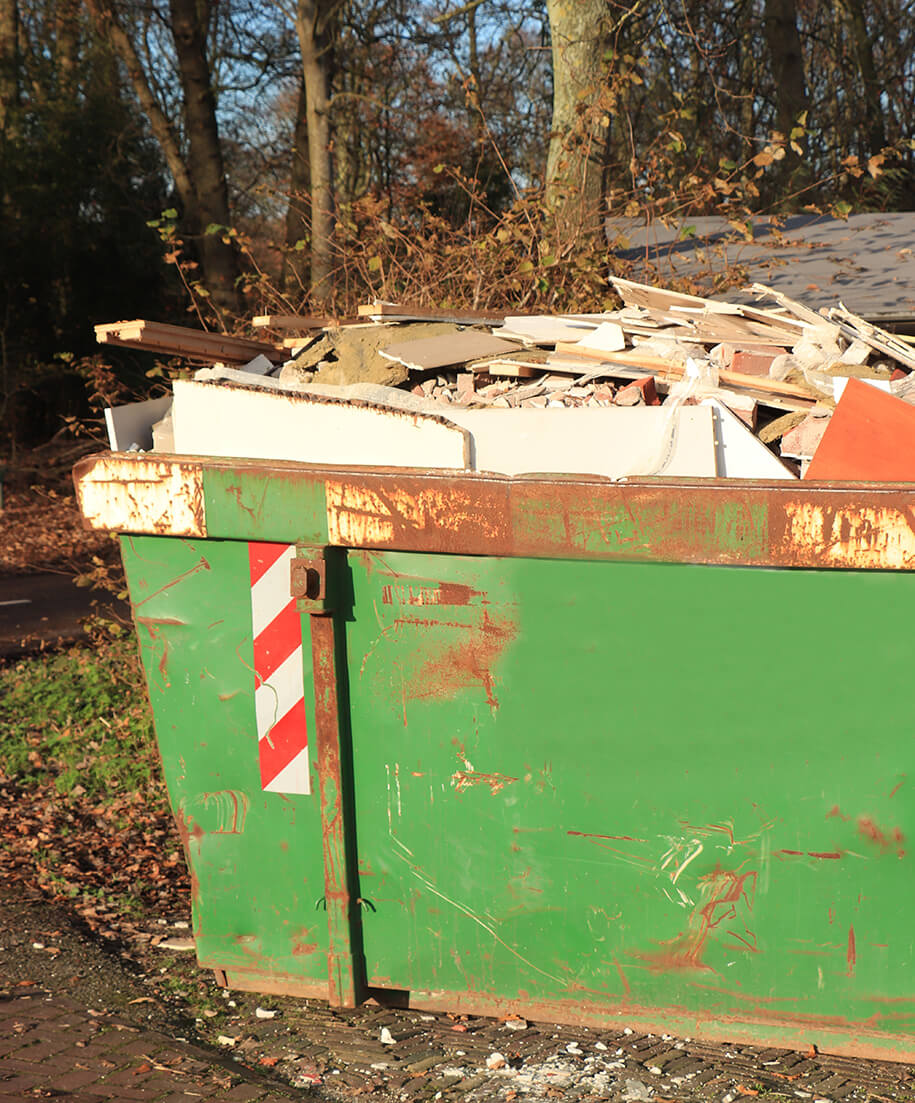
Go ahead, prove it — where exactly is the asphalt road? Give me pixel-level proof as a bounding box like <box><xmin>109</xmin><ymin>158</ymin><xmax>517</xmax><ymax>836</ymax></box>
<box><xmin>0</xmin><ymin>572</ymin><xmax>130</xmax><ymax>659</ymax></box>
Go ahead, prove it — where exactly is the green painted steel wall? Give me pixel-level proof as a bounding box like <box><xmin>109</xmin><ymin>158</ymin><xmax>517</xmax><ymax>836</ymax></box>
<box><xmin>120</xmin><ymin>535</ymin><xmax>329</xmax><ymax>988</ymax></box>
<box><xmin>343</xmin><ymin>551</ymin><xmax>913</xmax><ymax>1037</ymax></box>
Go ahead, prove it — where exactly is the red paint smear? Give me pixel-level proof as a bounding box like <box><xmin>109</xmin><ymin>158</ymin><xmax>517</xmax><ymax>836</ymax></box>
<box><xmin>857</xmin><ymin>816</ymin><xmax>905</xmax><ymax>856</ymax></box>
<box><xmin>778</xmin><ymin>849</ymin><xmax>804</xmax><ymax>856</ymax></box>
<box><xmin>569</xmin><ymin>830</ymin><xmax>638</xmax><ymax>842</ymax></box>
<box><xmin>613</xmin><ymin>954</ymin><xmax>631</xmax><ymax>997</ymax></box>
<box><xmin>826</xmin><ymin>805</ymin><xmax>850</xmax><ymax>821</ymax></box>
<box><xmin>807</xmin><ymin>851</ymin><xmax>842</xmax><ymax>860</ymax></box>
<box><xmin>847</xmin><ymin>926</ymin><xmax>856</xmax><ymax>976</ymax></box>
<box><xmin>640</xmin><ymin>867</ymin><xmax>758</xmax><ymax>972</ymax></box>
<box><xmin>858</xmin><ymin>816</ymin><xmax>888</xmax><ymax>847</ymax></box>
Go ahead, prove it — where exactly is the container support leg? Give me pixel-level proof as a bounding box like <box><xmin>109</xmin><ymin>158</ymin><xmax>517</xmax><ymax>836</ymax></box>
<box><xmin>297</xmin><ymin>547</ymin><xmax>364</xmax><ymax>1008</ymax></box>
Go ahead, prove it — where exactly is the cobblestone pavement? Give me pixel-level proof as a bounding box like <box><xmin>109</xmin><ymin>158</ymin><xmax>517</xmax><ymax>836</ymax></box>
<box><xmin>2</xmin><ymin>884</ymin><xmax>914</xmax><ymax>1103</ymax></box>
<box><xmin>4</xmin><ymin>974</ymin><xmax>915</xmax><ymax>1103</ymax></box>
<box><xmin>0</xmin><ymin>983</ymin><xmax>301</xmax><ymax>1102</ymax></box>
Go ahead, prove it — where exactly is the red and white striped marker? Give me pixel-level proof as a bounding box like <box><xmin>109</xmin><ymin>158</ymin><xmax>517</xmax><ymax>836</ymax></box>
<box><xmin>248</xmin><ymin>542</ymin><xmax>311</xmax><ymax>795</ymax></box>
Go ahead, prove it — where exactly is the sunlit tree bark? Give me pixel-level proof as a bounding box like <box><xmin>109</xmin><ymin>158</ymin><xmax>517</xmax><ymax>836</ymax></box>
<box><xmin>296</xmin><ymin>0</ymin><xmax>340</xmax><ymax>304</ymax></box>
<box><xmin>545</xmin><ymin>0</ymin><xmax>612</xmax><ymax>236</ymax></box>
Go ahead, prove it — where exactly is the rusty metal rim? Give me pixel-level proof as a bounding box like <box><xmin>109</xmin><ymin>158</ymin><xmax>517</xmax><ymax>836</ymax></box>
<box><xmin>72</xmin><ymin>449</ymin><xmax>915</xmax><ymax>494</ymax></box>
<box><xmin>75</xmin><ymin>453</ymin><xmax>915</xmax><ymax>571</ymax></box>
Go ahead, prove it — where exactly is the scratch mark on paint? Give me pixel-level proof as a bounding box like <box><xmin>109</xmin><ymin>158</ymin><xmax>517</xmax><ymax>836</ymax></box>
<box><xmin>452</xmin><ymin>770</ymin><xmax>518</xmax><ymax>795</ymax></box>
<box><xmin>847</xmin><ymin>926</ymin><xmax>856</xmax><ymax>976</ymax></box>
<box><xmin>390</xmin><ymin>841</ymin><xmax>566</xmax><ymax>985</ymax></box>
<box><xmin>133</xmin><ymin>556</ymin><xmax>211</xmax><ymax>608</ymax></box>
<box><xmin>640</xmin><ymin>866</ymin><xmax>758</xmax><ymax>972</ymax></box>
<box><xmin>612</xmin><ymin>954</ymin><xmax>631</xmax><ymax>997</ymax></box>
<box><xmin>889</xmin><ymin>777</ymin><xmax>905</xmax><ymax>799</ymax></box>
<box><xmin>179</xmin><ymin>790</ymin><xmax>248</xmax><ymax>835</ymax></box>
<box><xmin>567</xmin><ymin>830</ymin><xmax>648</xmax><ymax>843</ymax></box>
<box><xmin>669</xmin><ymin>842</ymin><xmax>703</xmax><ymax>885</ymax></box>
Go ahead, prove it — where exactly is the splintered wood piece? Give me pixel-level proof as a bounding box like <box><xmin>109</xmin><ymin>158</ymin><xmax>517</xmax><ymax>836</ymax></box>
<box><xmin>95</xmin><ymin>319</ymin><xmax>285</xmax><ymax>363</ymax></box>
<box><xmin>827</xmin><ymin>305</ymin><xmax>915</xmax><ymax>372</ymax></box>
<box><xmin>748</xmin><ymin>283</ymin><xmax>829</xmax><ymax>328</ymax></box>
<box><xmin>610</xmin><ymin>276</ymin><xmax>802</xmax><ymax>341</ymax></box>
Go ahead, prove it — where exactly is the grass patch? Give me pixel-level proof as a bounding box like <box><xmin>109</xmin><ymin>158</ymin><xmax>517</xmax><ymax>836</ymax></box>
<box><xmin>0</xmin><ymin>632</ymin><xmax>191</xmax><ymax>927</ymax></box>
<box><xmin>0</xmin><ymin>633</ymin><xmax>156</xmax><ymax>800</ymax></box>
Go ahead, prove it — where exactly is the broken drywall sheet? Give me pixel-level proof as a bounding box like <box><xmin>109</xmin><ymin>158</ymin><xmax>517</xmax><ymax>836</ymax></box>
<box><xmin>442</xmin><ymin>406</ymin><xmax>716</xmax><ymax>478</ymax></box>
<box><xmin>700</xmin><ymin>398</ymin><xmax>796</xmax><ymax>479</ymax></box>
<box><xmin>570</xmin><ymin>321</ymin><xmax>626</xmax><ymax>355</ymax></box>
<box><xmin>379</xmin><ymin>331</ymin><xmax>521</xmax><ymax>371</ymax></box>
<box><xmin>171</xmin><ymin>380</ymin><xmax>470</xmax><ymax>470</ymax></box>
<box><xmin>492</xmin><ymin>316</ymin><xmax>600</xmax><ymax>346</ymax></box>
<box><xmin>105</xmin><ymin>395</ymin><xmax>174</xmax><ymax>452</ymax></box>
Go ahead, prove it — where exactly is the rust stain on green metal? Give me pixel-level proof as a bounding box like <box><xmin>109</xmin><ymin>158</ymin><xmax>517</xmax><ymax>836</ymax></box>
<box><xmin>513</xmin><ymin>486</ymin><xmax>769</xmax><ymax>562</ymax></box>
<box><xmin>354</xmin><ymin>558</ymin><xmax>518</xmax><ymax>715</ymax></box>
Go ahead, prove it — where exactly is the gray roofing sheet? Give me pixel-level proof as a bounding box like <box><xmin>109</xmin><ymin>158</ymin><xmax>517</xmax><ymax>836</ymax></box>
<box><xmin>607</xmin><ymin>212</ymin><xmax>915</xmax><ymax>319</ymax></box>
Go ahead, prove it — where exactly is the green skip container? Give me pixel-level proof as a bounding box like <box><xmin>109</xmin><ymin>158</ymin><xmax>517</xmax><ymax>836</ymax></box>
<box><xmin>74</xmin><ymin>452</ymin><xmax>914</xmax><ymax>1061</ymax></box>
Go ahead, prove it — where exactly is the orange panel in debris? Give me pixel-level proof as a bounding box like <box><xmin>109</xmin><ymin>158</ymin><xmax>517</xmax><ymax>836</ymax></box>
<box><xmin>804</xmin><ymin>377</ymin><xmax>915</xmax><ymax>482</ymax></box>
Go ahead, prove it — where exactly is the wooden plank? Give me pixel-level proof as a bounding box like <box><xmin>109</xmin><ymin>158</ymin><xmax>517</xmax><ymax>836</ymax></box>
<box><xmin>358</xmin><ymin>300</ymin><xmax>505</xmax><ymax>325</ymax></box>
<box><xmin>474</xmin><ymin>359</ymin><xmax>539</xmax><ymax>378</ymax></box>
<box><xmin>551</xmin><ymin>346</ymin><xmax>818</xmax><ymax>406</ymax></box>
<box><xmin>95</xmin><ymin>319</ymin><xmax>285</xmax><ymax>363</ymax></box>
<box><xmin>252</xmin><ymin>314</ymin><xmax>331</xmax><ymax>330</ymax></box>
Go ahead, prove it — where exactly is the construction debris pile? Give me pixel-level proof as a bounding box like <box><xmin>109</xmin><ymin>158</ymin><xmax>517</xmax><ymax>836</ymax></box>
<box><xmin>97</xmin><ymin>277</ymin><xmax>915</xmax><ymax>483</ymax></box>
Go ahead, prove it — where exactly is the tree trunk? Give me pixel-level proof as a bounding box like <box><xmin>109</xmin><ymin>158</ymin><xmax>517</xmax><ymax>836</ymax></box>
<box><xmin>283</xmin><ymin>77</ymin><xmax>311</xmax><ymax>297</ymax></box>
<box><xmin>85</xmin><ymin>0</ymin><xmax>195</xmax><ymax>216</ymax></box>
<box><xmin>169</xmin><ymin>0</ymin><xmax>240</xmax><ymax>313</ymax></box>
<box><xmin>762</xmin><ymin>0</ymin><xmax>808</xmax><ymax>139</ymax></box>
<box><xmin>0</xmin><ymin>0</ymin><xmax>17</xmax><ymax>137</ymax></box>
<box><xmin>839</xmin><ymin>0</ymin><xmax>886</xmax><ymax>156</ymax></box>
<box><xmin>545</xmin><ymin>0</ymin><xmax>611</xmax><ymax>238</ymax></box>
<box><xmin>295</xmin><ymin>0</ymin><xmax>337</xmax><ymax>305</ymax></box>
<box><xmin>762</xmin><ymin>0</ymin><xmax>809</xmax><ymax>194</ymax></box>
<box><xmin>55</xmin><ymin>0</ymin><xmax>80</xmax><ymax>99</ymax></box>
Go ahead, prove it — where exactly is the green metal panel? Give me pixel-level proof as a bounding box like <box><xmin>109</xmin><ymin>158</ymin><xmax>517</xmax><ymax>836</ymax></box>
<box><xmin>203</xmin><ymin>467</ymin><xmax>328</xmax><ymax>544</ymax></box>
<box><xmin>343</xmin><ymin>550</ymin><xmax>913</xmax><ymax>1048</ymax></box>
<box><xmin>120</xmin><ymin>534</ymin><xmax>328</xmax><ymax>990</ymax></box>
